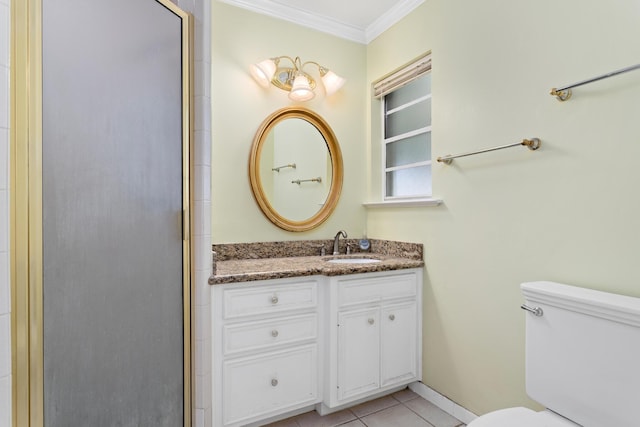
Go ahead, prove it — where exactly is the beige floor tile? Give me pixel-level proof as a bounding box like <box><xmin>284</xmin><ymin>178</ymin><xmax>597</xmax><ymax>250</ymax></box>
<box><xmin>294</xmin><ymin>409</ymin><xmax>357</xmax><ymax>427</ymax></box>
<box><xmin>391</xmin><ymin>387</ymin><xmax>420</xmax><ymax>403</ymax></box>
<box><xmin>339</xmin><ymin>421</ymin><xmax>366</xmax><ymax>427</ymax></box>
<box><xmin>404</xmin><ymin>398</ymin><xmax>463</xmax><ymax>427</ymax></box>
<box><xmin>349</xmin><ymin>395</ymin><xmax>400</xmax><ymax>418</ymax></box>
<box><xmin>360</xmin><ymin>404</ymin><xmax>434</xmax><ymax>427</ymax></box>
<box><xmin>262</xmin><ymin>417</ymin><xmax>300</xmax><ymax>427</ymax></box>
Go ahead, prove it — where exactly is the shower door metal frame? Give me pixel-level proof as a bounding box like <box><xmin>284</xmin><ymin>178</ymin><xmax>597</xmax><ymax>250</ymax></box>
<box><xmin>10</xmin><ymin>1</ymin><xmax>194</xmax><ymax>425</ymax></box>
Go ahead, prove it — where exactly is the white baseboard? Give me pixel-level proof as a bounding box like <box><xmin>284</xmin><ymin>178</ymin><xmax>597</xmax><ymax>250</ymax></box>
<box><xmin>409</xmin><ymin>382</ymin><xmax>478</xmax><ymax>425</ymax></box>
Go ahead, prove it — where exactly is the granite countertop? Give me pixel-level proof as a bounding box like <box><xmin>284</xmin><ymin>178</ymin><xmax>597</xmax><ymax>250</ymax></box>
<box><xmin>208</xmin><ymin>239</ymin><xmax>424</xmax><ymax>285</ymax></box>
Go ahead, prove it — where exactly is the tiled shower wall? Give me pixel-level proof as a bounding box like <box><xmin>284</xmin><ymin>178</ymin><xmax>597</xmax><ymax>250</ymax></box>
<box><xmin>174</xmin><ymin>1</ymin><xmax>213</xmax><ymax>426</ymax></box>
<box><xmin>0</xmin><ymin>0</ymin><xmax>11</xmax><ymax>425</ymax></box>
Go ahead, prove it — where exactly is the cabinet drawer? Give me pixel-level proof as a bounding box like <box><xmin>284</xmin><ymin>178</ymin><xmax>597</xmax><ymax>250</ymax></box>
<box><xmin>223</xmin><ymin>345</ymin><xmax>318</xmax><ymax>425</ymax></box>
<box><xmin>223</xmin><ymin>281</ymin><xmax>317</xmax><ymax>319</ymax></box>
<box><xmin>337</xmin><ymin>272</ymin><xmax>417</xmax><ymax>307</ymax></box>
<box><xmin>223</xmin><ymin>313</ymin><xmax>318</xmax><ymax>355</ymax></box>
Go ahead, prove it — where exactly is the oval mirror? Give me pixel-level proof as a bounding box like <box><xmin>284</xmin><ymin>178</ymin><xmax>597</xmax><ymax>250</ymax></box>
<box><xmin>249</xmin><ymin>107</ymin><xmax>343</xmax><ymax>232</ymax></box>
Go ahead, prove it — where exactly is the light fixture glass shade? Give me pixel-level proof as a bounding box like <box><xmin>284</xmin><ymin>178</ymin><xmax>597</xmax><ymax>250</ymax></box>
<box><xmin>250</xmin><ymin>59</ymin><xmax>277</xmax><ymax>88</ymax></box>
<box><xmin>321</xmin><ymin>70</ymin><xmax>346</xmax><ymax>96</ymax></box>
<box><xmin>289</xmin><ymin>74</ymin><xmax>315</xmax><ymax>101</ymax></box>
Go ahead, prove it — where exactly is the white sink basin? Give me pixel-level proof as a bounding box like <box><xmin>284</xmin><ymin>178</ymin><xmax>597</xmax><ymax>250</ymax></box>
<box><xmin>326</xmin><ymin>258</ymin><xmax>381</xmax><ymax>264</ymax></box>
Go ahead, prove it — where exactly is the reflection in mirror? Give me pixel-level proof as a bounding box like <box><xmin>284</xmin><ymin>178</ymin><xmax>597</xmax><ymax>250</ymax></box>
<box><xmin>249</xmin><ymin>107</ymin><xmax>343</xmax><ymax>232</ymax></box>
<box><xmin>258</xmin><ymin>118</ymin><xmax>332</xmax><ymax>221</ymax></box>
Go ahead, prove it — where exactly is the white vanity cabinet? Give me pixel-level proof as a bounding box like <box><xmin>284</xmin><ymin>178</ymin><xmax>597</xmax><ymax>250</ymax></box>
<box><xmin>322</xmin><ymin>269</ymin><xmax>422</xmax><ymax>409</ymax></box>
<box><xmin>212</xmin><ymin>277</ymin><xmax>321</xmax><ymax>427</ymax></box>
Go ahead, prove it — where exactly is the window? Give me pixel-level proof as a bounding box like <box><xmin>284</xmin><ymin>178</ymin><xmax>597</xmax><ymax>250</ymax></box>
<box><xmin>375</xmin><ymin>54</ymin><xmax>432</xmax><ymax>200</ymax></box>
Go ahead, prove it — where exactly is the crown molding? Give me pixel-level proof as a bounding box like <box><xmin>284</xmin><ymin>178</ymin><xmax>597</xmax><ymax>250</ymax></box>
<box><xmin>218</xmin><ymin>0</ymin><xmax>425</xmax><ymax>45</ymax></box>
<box><xmin>365</xmin><ymin>0</ymin><xmax>425</xmax><ymax>44</ymax></box>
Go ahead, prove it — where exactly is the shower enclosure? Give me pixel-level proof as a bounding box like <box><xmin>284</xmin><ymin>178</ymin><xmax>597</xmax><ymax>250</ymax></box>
<box><xmin>13</xmin><ymin>0</ymin><xmax>193</xmax><ymax>425</ymax></box>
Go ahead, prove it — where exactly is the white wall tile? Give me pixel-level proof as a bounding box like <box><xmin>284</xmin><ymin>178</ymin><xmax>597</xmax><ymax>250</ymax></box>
<box><xmin>195</xmin><ymin>303</ymin><xmax>211</xmax><ymax>342</ymax></box>
<box><xmin>194</xmin><ymin>61</ymin><xmax>211</xmax><ymax>99</ymax></box>
<box><xmin>0</xmin><ymin>190</ymin><xmax>6</xmax><ymax>253</ymax></box>
<box><xmin>194</xmin><ymin>130</ymin><xmax>211</xmax><ymax>167</ymax></box>
<box><xmin>194</xmin><ymin>270</ymin><xmax>211</xmax><ymax>307</ymax></box>
<box><xmin>0</xmin><ymin>66</ymin><xmax>8</xmax><ymax>129</ymax></box>
<box><xmin>202</xmin><ymin>201</ymin><xmax>211</xmax><ymax>237</ymax></box>
<box><xmin>195</xmin><ymin>408</ymin><xmax>205</xmax><ymax>427</ymax></box>
<box><xmin>0</xmin><ymin>253</ymin><xmax>8</xmax><ymax>315</ymax></box>
<box><xmin>193</xmin><ymin>165</ymin><xmax>211</xmax><ymax>202</ymax></box>
<box><xmin>194</xmin><ymin>372</ymin><xmax>211</xmax><ymax>409</ymax></box>
<box><xmin>192</xmin><ymin>235</ymin><xmax>208</xmax><ymax>272</ymax></box>
<box><xmin>0</xmin><ymin>375</ymin><xmax>10</xmax><ymax>427</ymax></box>
<box><xmin>0</xmin><ymin>128</ymin><xmax>7</xmax><ymax>190</ymax></box>
<box><xmin>0</xmin><ymin>4</ymin><xmax>8</xmax><ymax>68</ymax></box>
<box><xmin>0</xmin><ymin>314</ymin><xmax>10</xmax><ymax>377</ymax></box>
<box><xmin>194</xmin><ymin>95</ymin><xmax>211</xmax><ymax>132</ymax></box>
<box><xmin>193</xmin><ymin>200</ymin><xmax>205</xmax><ymax>237</ymax></box>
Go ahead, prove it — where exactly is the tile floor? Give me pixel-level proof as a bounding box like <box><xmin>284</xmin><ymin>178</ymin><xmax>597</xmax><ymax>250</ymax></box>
<box><xmin>264</xmin><ymin>388</ymin><xmax>466</xmax><ymax>427</ymax></box>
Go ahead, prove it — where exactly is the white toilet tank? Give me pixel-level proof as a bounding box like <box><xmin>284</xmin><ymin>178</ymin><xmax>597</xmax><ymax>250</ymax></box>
<box><xmin>521</xmin><ymin>281</ymin><xmax>640</xmax><ymax>426</ymax></box>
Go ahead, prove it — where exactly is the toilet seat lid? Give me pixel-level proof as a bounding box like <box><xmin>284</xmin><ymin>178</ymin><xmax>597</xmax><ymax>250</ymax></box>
<box><xmin>467</xmin><ymin>407</ymin><xmax>579</xmax><ymax>427</ymax></box>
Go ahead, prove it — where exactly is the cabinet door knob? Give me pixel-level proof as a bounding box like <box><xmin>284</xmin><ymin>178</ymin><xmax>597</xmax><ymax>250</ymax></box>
<box><xmin>389</xmin><ymin>314</ymin><xmax>395</xmax><ymax>321</ymax></box>
<box><xmin>368</xmin><ymin>318</ymin><xmax>375</xmax><ymax>325</ymax></box>
<box><xmin>271</xmin><ymin>378</ymin><xmax>278</xmax><ymax>387</ymax></box>
<box><xmin>271</xmin><ymin>330</ymin><xmax>279</xmax><ymax>338</ymax></box>
<box><xmin>271</xmin><ymin>295</ymin><xmax>279</xmax><ymax>304</ymax></box>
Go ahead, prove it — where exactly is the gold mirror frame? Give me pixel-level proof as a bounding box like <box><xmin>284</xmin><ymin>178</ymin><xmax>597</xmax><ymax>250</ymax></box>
<box><xmin>249</xmin><ymin>107</ymin><xmax>343</xmax><ymax>232</ymax></box>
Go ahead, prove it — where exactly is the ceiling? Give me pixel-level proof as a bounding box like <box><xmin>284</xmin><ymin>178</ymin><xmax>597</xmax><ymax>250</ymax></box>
<box><xmin>218</xmin><ymin>0</ymin><xmax>426</xmax><ymax>44</ymax></box>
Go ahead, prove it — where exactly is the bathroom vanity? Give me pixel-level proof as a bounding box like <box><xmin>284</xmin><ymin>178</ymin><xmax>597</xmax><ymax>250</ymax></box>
<box><xmin>210</xmin><ymin>240</ymin><xmax>423</xmax><ymax>427</ymax></box>
<box><xmin>212</xmin><ymin>276</ymin><xmax>321</xmax><ymax>426</ymax></box>
<box><xmin>322</xmin><ymin>269</ymin><xmax>421</xmax><ymax>410</ymax></box>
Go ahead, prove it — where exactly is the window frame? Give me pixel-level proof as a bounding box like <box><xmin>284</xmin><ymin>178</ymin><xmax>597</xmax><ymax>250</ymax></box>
<box><xmin>378</xmin><ymin>55</ymin><xmax>433</xmax><ymax>201</ymax></box>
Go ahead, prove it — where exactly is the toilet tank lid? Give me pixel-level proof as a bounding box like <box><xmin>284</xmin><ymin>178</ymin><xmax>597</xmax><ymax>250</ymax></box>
<box><xmin>521</xmin><ymin>281</ymin><xmax>640</xmax><ymax>328</ymax></box>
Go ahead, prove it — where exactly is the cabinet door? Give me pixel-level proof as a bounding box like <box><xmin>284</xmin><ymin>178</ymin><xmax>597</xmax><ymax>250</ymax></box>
<box><xmin>337</xmin><ymin>307</ymin><xmax>380</xmax><ymax>401</ymax></box>
<box><xmin>381</xmin><ymin>301</ymin><xmax>418</xmax><ymax>387</ymax></box>
<box><xmin>223</xmin><ymin>344</ymin><xmax>318</xmax><ymax>426</ymax></box>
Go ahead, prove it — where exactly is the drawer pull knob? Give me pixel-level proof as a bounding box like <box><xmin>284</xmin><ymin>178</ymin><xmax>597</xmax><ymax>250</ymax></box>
<box><xmin>389</xmin><ymin>314</ymin><xmax>396</xmax><ymax>321</ymax></box>
<box><xmin>271</xmin><ymin>379</ymin><xmax>278</xmax><ymax>387</ymax></box>
<box><xmin>368</xmin><ymin>318</ymin><xmax>375</xmax><ymax>325</ymax></box>
<box><xmin>271</xmin><ymin>330</ymin><xmax>279</xmax><ymax>338</ymax></box>
<box><xmin>271</xmin><ymin>295</ymin><xmax>279</xmax><ymax>304</ymax></box>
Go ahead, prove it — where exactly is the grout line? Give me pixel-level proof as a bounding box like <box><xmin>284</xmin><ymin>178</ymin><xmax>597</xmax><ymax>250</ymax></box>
<box><xmin>272</xmin><ymin>392</ymin><xmax>468</xmax><ymax>427</ymax></box>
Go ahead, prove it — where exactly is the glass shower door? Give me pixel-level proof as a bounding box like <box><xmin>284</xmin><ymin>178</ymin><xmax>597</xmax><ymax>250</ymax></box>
<box><xmin>41</xmin><ymin>1</ymin><xmax>190</xmax><ymax>425</ymax></box>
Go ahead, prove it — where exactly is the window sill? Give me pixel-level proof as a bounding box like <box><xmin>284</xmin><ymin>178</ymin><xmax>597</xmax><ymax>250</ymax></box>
<box><xmin>362</xmin><ymin>198</ymin><xmax>443</xmax><ymax>208</ymax></box>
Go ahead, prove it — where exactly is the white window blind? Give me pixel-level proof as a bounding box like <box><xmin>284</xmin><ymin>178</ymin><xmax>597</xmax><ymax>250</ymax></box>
<box><xmin>373</xmin><ymin>53</ymin><xmax>432</xmax><ymax>98</ymax></box>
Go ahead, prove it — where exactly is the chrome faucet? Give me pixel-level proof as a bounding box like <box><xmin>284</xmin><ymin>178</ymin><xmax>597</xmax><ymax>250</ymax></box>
<box><xmin>332</xmin><ymin>230</ymin><xmax>347</xmax><ymax>255</ymax></box>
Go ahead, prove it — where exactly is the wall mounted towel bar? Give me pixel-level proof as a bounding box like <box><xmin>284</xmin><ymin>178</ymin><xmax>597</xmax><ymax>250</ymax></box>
<box><xmin>292</xmin><ymin>177</ymin><xmax>322</xmax><ymax>185</ymax></box>
<box><xmin>437</xmin><ymin>138</ymin><xmax>541</xmax><ymax>165</ymax></box>
<box><xmin>272</xmin><ymin>163</ymin><xmax>296</xmax><ymax>172</ymax></box>
<box><xmin>550</xmin><ymin>62</ymin><xmax>640</xmax><ymax>101</ymax></box>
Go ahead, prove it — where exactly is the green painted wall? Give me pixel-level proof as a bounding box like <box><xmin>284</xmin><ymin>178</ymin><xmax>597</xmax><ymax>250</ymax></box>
<box><xmin>366</xmin><ymin>0</ymin><xmax>640</xmax><ymax>416</ymax></box>
<box><xmin>211</xmin><ymin>2</ymin><xmax>367</xmax><ymax>243</ymax></box>
<box><xmin>212</xmin><ymin>0</ymin><xmax>640</xmax><ymax>416</ymax></box>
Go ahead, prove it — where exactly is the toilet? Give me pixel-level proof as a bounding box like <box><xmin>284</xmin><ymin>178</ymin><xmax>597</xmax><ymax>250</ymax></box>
<box><xmin>469</xmin><ymin>281</ymin><xmax>640</xmax><ymax>427</ymax></box>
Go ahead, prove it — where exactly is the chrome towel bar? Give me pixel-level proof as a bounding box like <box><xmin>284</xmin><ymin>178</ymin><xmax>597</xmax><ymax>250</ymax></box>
<box><xmin>437</xmin><ymin>138</ymin><xmax>541</xmax><ymax>165</ymax></box>
<box><xmin>550</xmin><ymin>62</ymin><xmax>640</xmax><ymax>101</ymax></box>
<box><xmin>292</xmin><ymin>177</ymin><xmax>322</xmax><ymax>185</ymax></box>
<box><xmin>272</xmin><ymin>163</ymin><xmax>296</xmax><ymax>172</ymax></box>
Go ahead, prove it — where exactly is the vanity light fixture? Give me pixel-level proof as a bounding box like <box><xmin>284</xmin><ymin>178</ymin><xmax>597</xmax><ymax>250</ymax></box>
<box><xmin>250</xmin><ymin>56</ymin><xmax>346</xmax><ymax>102</ymax></box>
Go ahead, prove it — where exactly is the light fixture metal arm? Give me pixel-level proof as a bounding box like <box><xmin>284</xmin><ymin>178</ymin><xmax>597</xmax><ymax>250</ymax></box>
<box><xmin>300</xmin><ymin>60</ymin><xmax>326</xmax><ymax>74</ymax></box>
<box><xmin>250</xmin><ymin>55</ymin><xmax>345</xmax><ymax>101</ymax></box>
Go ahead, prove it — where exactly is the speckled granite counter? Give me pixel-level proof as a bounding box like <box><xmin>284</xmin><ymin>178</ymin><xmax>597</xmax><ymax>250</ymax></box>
<box><xmin>209</xmin><ymin>239</ymin><xmax>424</xmax><ymax>285</ymax></box>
